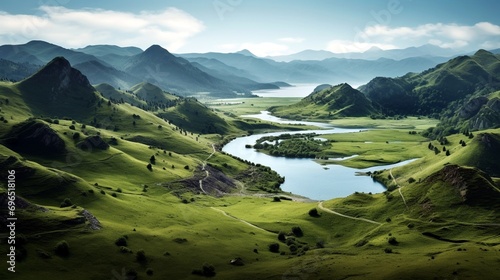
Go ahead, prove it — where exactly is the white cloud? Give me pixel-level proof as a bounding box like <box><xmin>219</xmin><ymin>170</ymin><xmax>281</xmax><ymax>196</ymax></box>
<box><xmin>278</xmin><ymin>37</ymin><xmax>305</xmax><ymax>43</ymax></box>
<box><xmin>327</xmin><ymin>22</ymin><xmax>500</xmax><ymax>53</ymax></box>
<box><xmin>0</xmin><ymin>6</ymin><xmax>205</xmax><ymax>51</ymax></box>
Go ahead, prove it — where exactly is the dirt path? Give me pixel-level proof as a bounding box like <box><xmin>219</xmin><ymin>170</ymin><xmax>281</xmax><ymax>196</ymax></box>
<box><xmin>210</xmin><ymin>207</ymin><xmax>276</xmax><ymax>233</ymax></box>
<box><xmin>198</xmin><ymin>144</ymin><xmax>216</xmax><ymax>195</ymax></box>
<box><xmin>318</xmin><ymin>202</ymin><xmax>383</xmax><ymax>225</ymax></box>
<box><xmin>390</xmin><ymin>169</ymin><xmax>408</xmax><ymax>209</ymax></box>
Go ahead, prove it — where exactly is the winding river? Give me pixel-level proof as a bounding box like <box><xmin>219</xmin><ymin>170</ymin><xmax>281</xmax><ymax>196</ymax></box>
<box><xmin>222</xmin><ymin>111</ymin><xmax>414</xmax><ymax>200</ymax></box>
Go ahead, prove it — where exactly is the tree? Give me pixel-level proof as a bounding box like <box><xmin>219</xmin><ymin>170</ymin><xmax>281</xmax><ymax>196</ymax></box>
<box><xmin>150</xmin><ymin>155</ymin><xmax>156</xmax><ymax>164</ymax></box>
<box><xmin>291</xmin><ymin>226</ymin><xmax>303</xmax><ymax>237</ymax></box>
<box><xmin>308</xmin><ymin>208</ymin><xmax>320</xmax><ymax>217</ymax></box>
<box><xmin>268</xmin><ymin>243</ymin><xmax>280</xmax><ymax>253</ymax></box>
<box><xmin>147</xmin><ymin>163</ymin><xmax>152</xmax><ymax>171</ymax></box>
<box><xmin>136</xmin><ymin>249</ymin><xmax>147</xmax><ymax>263</ymax></box>
<box><xmin>54</xmin><ymin>240</ymin><xmax>70</xmax><ymax>257</ymax></box>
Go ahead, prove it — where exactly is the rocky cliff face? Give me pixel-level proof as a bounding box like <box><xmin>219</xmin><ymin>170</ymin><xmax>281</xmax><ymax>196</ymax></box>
<box><xmin>469</xmin><ymin>98</ymin><xmax>500</xmax><ymax>130</ymax></box>
<box><xmin>433</xmin><ymin>165</ymin><xmax>500</xmax><ymax>205</ymax></box>
<box><xmin>2</xmin><ymin>120</ymin><xmax>66</xmax><ymax>156</ymax></box>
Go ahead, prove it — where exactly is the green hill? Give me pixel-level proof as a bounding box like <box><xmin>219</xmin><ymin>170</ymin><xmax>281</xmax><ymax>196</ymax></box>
<box><xmin>129</xmin><ymin>81</ymin><xmax>178</xmax><ymax>104</ymax></box>
<box><xmin>94</xmin><ymin>83</ymin><xmax>146</xmax><ymax>107</ymax></box>
<box><xmin>15</xmin><ymin>57</ymin><xmax>100</xmax><ymax>120</ymax></box>
<box><xmin>270</xmin><ymin>83</ymin><xmax>378</xmax><ymax>119</ymax></box>
<box><xmin>158</xmin><ymin>98</ymin><xmax>231</xmax><ymax>134</ymax></box>
<box><xmin>361</xmin><ymin>49</ymin><xmax>500</xmax><ymax>116</ymax></box>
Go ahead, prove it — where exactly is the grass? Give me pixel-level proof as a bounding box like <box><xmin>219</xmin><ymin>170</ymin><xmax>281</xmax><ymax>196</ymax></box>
<box><xmin>328</xmin><ymin>116</ymin><xmax>440</xmax><ymax>130</ymax></box>
<box><xmin>2</xmin><ymin>79</ymin><xmax>500</xmax><ymax>279</ymax></box>
<box><xmin>317</xmin><ymin>129</ymin><xmax>430</xmax><ymax>168</ymax></box>
<box><xmin>207</xmin><ymin>97</ymin><xmax>301</xmax><ymax>115</ymax></box>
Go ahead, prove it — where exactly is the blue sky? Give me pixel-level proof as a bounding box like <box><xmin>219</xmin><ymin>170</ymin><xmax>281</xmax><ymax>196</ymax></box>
<box><xmin>0</xmin><ymin>0</ymin><xmax>499</xmax><ymax>56</ymax></box>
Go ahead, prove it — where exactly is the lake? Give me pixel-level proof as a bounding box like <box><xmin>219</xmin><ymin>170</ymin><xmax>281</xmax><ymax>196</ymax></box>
<box><xmin>223</xmin><ymin>110</ymin><xmax>415</xmax><ymax>200</ymax></box>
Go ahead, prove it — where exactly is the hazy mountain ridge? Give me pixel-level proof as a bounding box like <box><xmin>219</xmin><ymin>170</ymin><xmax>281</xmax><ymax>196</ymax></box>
<box><xmin>0</xmin><ymin>40</ymin><xmax>467</xmax><ymax>97</ymax></box>
<box><xmin>268</xmin><ymin>44</ymin><xmax>460</xmax><ymax>62</ymax></box>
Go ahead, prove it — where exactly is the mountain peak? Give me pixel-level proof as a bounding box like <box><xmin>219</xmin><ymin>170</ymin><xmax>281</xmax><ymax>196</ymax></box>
<box><xmin>17</xmin><ymin>56</ymin><xmax>98</xmax><ymax>119</ymax></box>
<box><xmin>474</xmin><ymin>49</ymin><xmax>494</xmax><ymax>57</ymax></box>
<box><xmin>22</xmin><ymin>56</ymin><xmax>93</xmax><ymax>91</ymax></box>
<box><xmin>364</xmin><ymin>46</ymin><xmax>383</xmax><ymax>53</ymax></box>
<box><xmin>236</xmin><ymin>49</ymin><xmax>256</xmax><ymax>57</ymax></box>
<box><xmin>144</xmin><ymin>44</ymin><xmax>171</xmax><ymax>54</ymax></box>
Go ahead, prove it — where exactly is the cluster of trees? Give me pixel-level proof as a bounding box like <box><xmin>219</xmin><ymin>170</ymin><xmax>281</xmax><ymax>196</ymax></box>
<box><xmin>253</xmin><ymin>133</ymin><xmax>330</xmax><ymax>158</ymax></box>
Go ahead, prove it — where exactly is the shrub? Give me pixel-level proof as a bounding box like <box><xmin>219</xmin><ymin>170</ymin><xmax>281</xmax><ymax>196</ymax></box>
<box><xmin>384</xmin><ymin>248</ymin><xmax>393</xmax><ymax>253</ymax></box>
<box><xmin>69</xmin><ymin>125</ymin><xmax>75</xmax><ymax>130</ymax></box>
<box><xmin>117</xmin><ymin>188</ymin><xmax>122</xmax><ymax>193</ymax></box>
<box><xmin>147</xmin><ymin>163</ymin><xmax>152</xmax><ymax>171</ymax></box>
<box><xmin>111</xmin><ymin>193</ymin><xmax>117</xmax><ymax>197</ymax></box>
<box><xmin>60</xmin><ymin>198</ymin><xmax>72</xmax><ymax>208</ymax></box>
<box><xmin>100</xmin><ymin>190</ymin><xmax>105</xmax><ymax>195</ymax></box>
<box><xmin>136</xmin><ymin>249</ymin><xmax>147</xmax><ymax>263</ymax></box>
<box><xmin>73</xmin><ymin>132</ymin><xmax>80</xmax><ymax>140</ymax></box>
<box><xmin>150</xmin><ymin>155</ymin><xmax>156</xmax><ymax>164</ymax></box>
<box><xmin>115</xmin><ymin>236</ymin><xmax>128</xmax><ymax>246</ymax></box>
<box><xmin>146</xmin><ymin>268</ymin><xmax>154</xmax><ymax>276</ymax></box>
<box><xmin>291</xmin><ymin>226</ymin><xmax>303</xmax><ymax>237</ymax></box>
<box><xmin>277</xmin><ymin>232</ymin><xmax>286</xmax><ymax>242</ymax></box>
<box><xmin>268</xmin><ymin>243</ymin><xmax>280</xmax><ymax>253</ymax></box>
<box><xmin>272</xmin><ymin>197</ymin><xmax>281</xmax><ymax>202</ymax></box>
<box><xmin>119</xmin><ymin>246</ymin><xmax>132</xmax><ymax>254</ymax></box>
<box><xmin>388</xmin><ymin>237</ymin><xmax>399</xmax><ymax>245</ymax></box>
<box><xmin>54</xmin><ymin>240</ymin><xmax>70</xmax><ymax>257</ymax></box>
<box><xmin>192</xmin><ymin>263</ymin><xmax>216</xmax><ymax>277</ymax></box>
<box><xmin>308</xmin><ymin>208</ymin><xmax>320</xmax><ymax>217</ymax></box>
<box><xmin>184</xmin><ymin>165</ymin><xmax>190</xmax><ymax>170</ymax></box>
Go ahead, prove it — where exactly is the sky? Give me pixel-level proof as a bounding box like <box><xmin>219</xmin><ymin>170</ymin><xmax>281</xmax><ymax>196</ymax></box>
<box><xmin>0</xmin><ymin>0</ymin><xmax>499</xmax><ymax>56</ymax></box>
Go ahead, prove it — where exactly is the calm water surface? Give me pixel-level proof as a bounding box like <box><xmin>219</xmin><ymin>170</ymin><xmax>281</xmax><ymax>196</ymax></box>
<box><xmin>223</xmin><ymin>105</ymin><xmax>415</xmax><ymax>200</ymax></box>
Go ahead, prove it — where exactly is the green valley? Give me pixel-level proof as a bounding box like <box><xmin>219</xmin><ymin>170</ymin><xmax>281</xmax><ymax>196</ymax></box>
<box><xmin>0</xmin><ymin>44</ymin><xmax>500</xmax><ymax>280</ymax></box>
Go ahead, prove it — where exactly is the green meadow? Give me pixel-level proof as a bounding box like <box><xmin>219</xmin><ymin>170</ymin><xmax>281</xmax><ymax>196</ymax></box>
<box><xmin>1</xmin><ymin>79</ymin><xmax>500</xmax><ymax>280</ymax></box>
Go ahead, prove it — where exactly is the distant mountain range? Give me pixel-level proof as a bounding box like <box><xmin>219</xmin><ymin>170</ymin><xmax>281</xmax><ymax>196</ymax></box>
<box><xmin>0</xmin><ymin>40</ymin><xmax>472</xmax><ymax>97</ymax></box>
<box><xmin>178</xmin><ymin>50</ymin><xmax>449</xmax><ymax>86</ymax></box>
<box><xmin>1</xmin><ymin>40</ymin><xmax>496</xmax><ymax>98</ymax></box>
<box><xmin>268</xmin><ymin>44</ymin><xmax>479</xmax><ymax>62</ymax></box>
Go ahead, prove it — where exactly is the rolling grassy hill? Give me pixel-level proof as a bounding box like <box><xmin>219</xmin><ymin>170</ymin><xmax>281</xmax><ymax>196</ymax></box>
<box><xmin>360</xmin><ymin>49</ymin><xmax>500</xmax><ymax>117</ymax></box>
<box><xmin>270</xmin><ymin>83</ymin><xmax>378</xmax><ymax>120</ymax></box>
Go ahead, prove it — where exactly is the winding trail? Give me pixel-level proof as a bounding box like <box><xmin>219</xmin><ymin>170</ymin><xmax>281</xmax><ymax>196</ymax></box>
<box><xmin>198</xmin><ymin>144</ymin><xmax>216</xmax><ymax>195</ymax></box>
<box><xmin>318</xmin><ymin>202</ymin><xmax>383</xmax><ymax>225</ymax></box>
<box><xmin>210</xmin><ymin>207</ymin><xmax>275</xmax><ymax>233</ymax></box>
<box><xmin>390</xmin><ymin>168</ymin><xmax>408</xmax><ymax>210</ymax></box>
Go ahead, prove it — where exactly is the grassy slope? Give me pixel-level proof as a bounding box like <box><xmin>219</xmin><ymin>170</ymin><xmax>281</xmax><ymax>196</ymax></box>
<box><xmin>269</xmin><ymin>84</ymin><xmax>377</xmax><ymax>120</ymax></box>
<box><xmin>1</xmin><ymin>79</ymin><xmax>500</xmax><ymax>279</ymax></box>
<box><xmin>319</xmin><ymin>129</ymin><xmax>430</xmax><ymax>168</ymax></box>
